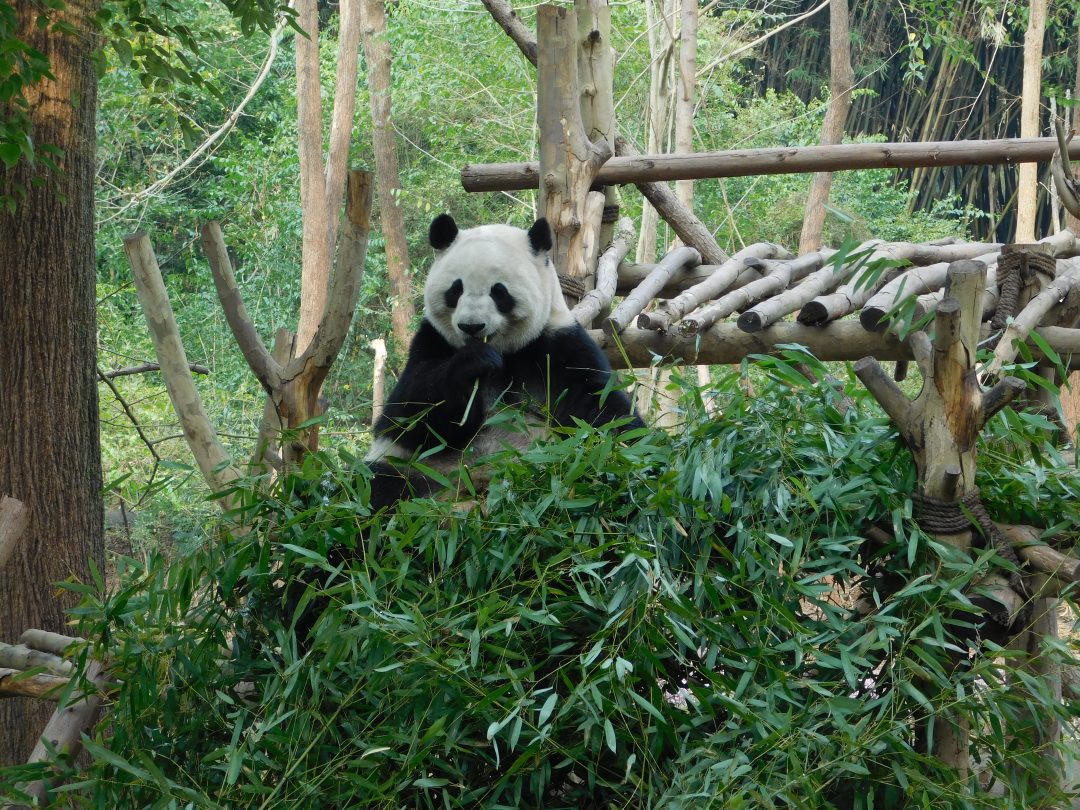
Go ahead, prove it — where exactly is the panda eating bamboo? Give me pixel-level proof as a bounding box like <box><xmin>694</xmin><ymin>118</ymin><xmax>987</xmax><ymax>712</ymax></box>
<box><xmin>365</xmin><ymin>213</ymin><xmax>644</xmax><ymax>509</ymax></box>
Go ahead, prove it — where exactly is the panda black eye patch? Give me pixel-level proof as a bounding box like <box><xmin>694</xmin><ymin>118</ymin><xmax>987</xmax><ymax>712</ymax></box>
<box><xmin>444</xmin><ymin>279</ymin><xmax>464</xmax><ymax>309</ymax></box>
<box><xmin>490</xmin><ymin>282</ymin><xmax>515</xmax><ymax>314</ymax></box>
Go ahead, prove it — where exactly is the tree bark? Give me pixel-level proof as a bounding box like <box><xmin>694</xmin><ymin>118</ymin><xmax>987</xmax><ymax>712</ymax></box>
<box><xmin>1015</xmin><ymin>0</ymin><xmax>1049</xmax><ymax>243</ymax></box>
<box><xmin>798</xmin><ymin>0</ymin><xmax>852</xmax><ymax>253</ymax></box>
<box><xmin>294</xmin><ymin>0</ymin><xmax>332</xmax><ymax>353</ymax></box>
<box><xmin>0</xmin><ymin>0</ymin><xmax>103</xmax><ymax>764</ymax></box>
<box><xmin>361</xmin><ymin>0</ymin><xmax>415</xmax><ymax>349</ymax></box>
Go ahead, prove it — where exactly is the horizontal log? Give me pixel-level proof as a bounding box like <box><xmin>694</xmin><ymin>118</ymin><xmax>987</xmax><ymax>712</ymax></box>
<box><xmin>20</xmin><ymin>629</ymin><xmax>83</xmax><ymax>656</ymax></box>
<box><xmin>463</xmin><ymin>137</ymin><xmax>1080</xmax><ymax>193</ymax></box>
<box><xmin>594</xmin><ymin>323</ymin><xmax>1080</xmax><ymax>369</ymax></box>
<box><xmin>0</xmin><ymin>668</ymin><xmax>70</xmax><ymax>700</ymax></box>
<box><xmin>617</xmin><ymin>262</ymin><xmax>762</xmax><ymax>296</ymax></box>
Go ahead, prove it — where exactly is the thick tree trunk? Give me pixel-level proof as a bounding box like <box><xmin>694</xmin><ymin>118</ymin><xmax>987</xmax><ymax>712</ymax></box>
<box><xmin>1015</xmin><ymin>0</ymin><xmax>1048</xmax><ymax>243</ymax></box>
<box><xmin>0</xmin><ymin>0</ymin><xmax>103</xmax><ymax>764</ymax></box>
<box><xmin>798</xmin><ymin>0</ymin><xmax>853</xmax><ymax>254</ymax></box>
<box><xmin>361</xmin><ymin>0</ymin><xmax>415</xmax><ymax>350</ymax></box>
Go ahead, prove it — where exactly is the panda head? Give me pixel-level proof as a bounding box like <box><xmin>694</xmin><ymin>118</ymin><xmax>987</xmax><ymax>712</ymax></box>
<box><xmin>423</xmin><ymin>214</ymin><xmax>573</xmax><ymax>353</ymax></box>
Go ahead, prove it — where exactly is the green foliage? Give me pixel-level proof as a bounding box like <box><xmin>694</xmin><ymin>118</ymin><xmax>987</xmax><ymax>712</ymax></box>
<box><xmin>8</xmin><ymin>368</ymin><xmax>1078</xmax><ymax>808</ymax></box>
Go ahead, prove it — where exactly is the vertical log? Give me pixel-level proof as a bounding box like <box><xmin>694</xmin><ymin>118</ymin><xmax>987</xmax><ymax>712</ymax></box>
<box><xmin>537</xmin><ymin>4</ymin><xmax>612</xmax><ymax>301</ymax></box>
<box><xmin>576</xmin><ymin>0</ymin><xmax>619</xmax><ymax>258</ymax></box>
<box><xmin>853</xmin><ymin>260</ymin><xmax>1031</xmax><ymax>778</ymax></box>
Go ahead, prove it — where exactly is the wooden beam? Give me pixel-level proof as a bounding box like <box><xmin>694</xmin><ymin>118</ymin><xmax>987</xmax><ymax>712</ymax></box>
<box><xmin>594</xmin><ymin>322</ymin><xmax>1080</xmax><ymax>370</ymax></box>
<box><xmin>462</xmin><ymin>136</ymin><xmax>1080</xmax><ymax>192</ymax></box>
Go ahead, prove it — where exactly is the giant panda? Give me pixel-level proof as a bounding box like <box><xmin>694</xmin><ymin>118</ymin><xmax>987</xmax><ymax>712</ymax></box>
<box><xmin>365</xmin><ymin>213</ymin><xmax>643</xmax><ymax>509</ymax></box>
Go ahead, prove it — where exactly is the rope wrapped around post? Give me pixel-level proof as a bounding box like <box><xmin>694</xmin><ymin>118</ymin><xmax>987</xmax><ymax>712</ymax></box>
<box><xmin>910</xmin><ymin>488</ymin><xmax>1030</xmax><ymax>626</ymax></box>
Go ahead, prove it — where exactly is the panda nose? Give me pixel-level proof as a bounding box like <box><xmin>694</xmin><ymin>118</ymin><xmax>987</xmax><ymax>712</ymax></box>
<box><xmin>458</xmin><ymin>322</ymin><xmax>486</xmax><ymax>336</ymax></box>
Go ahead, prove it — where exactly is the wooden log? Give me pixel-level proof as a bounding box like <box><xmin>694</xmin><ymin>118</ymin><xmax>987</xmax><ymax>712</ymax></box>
<box><xmin>614</xmin><ymin>136</ymin><xmax>728</xmax><ymax>264</ymax></box>
<box><xmin>537</xmin><ymin>5</ymin><xmax>611</xmax><ymax>292</ymax></box>
<box><xmin>740</xmin><ymin>249</ymin><xmax>849</xmax><ymax>332</ymax></box>
<box><xmin>999</xmin><ymin>524</ymin><xmax>1080</xmax><ymax>582</ymax></box>
<box><xmin>0</xmin><ymin>643</ymin><xmax>72</xmax><ymax>676</ymax></box>
<box><xmin>0</xmin><ymin>668</ymin><xmax>70</xmax><ymax>700</ymax></box>
<box><xmin>617</xmin><ymin>261</ymin><xmax>763</xmax><ymax>296</ymax></box>
<box><xmin>595</xmin><ymin>322</ymin><xmax>1080</xmax><ymax>370</ymax></box>
<box><xmin>0</xmin><ymin>495</ymin><xmax>28</xmax><ymax>573</ymax></box>
<box><xmin>606</xmin><ymin>246</ymin><xmax>700</xmax><ymax>334</ymax></box>
<box><xmin>462</xmin><ymin>136</ymin><xmax>1080</xmax><ymax>192</ymax></box>
<box><xmin>987</xmin><ymin>258</ymin><xmax>1080</xmax><ymax>374</ymax></box>
<box><xmin>637</xmin><ymin>243</ymin><xmax>788</xmax><ymax>332</ymax></box>
<box><xmin>20</xmin><ymin>658</ymin><xmax>108</xmax><ymax>805</ymax></box>
<box><xmin>124</xmin><ymin>232</ymin><xmax>242</xmax><ymax>503</ymax></box>
<box><xmin>680</xmin><ymin>251</ymin><xmax>828</xmax><ymax>335</ymax></box>
<box><xmin>20</xmin><ymin>630</ymin><xmax>82</xmax><ymax>656</ymax></box>
<box><xmin>573</xmin><ymin>217</ymin><xmax>634</xmax><ymax>328</ymax></box>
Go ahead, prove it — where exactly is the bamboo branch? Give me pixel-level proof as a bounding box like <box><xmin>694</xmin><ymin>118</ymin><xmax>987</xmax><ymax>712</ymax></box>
<box><xmin>0</xmin><ymin>495</ymin><xmax>28</xmax><ymax>572</ymax></box>
<box><xmin>606</xmin><ymin>246</ymin><xmax>700</xmax><ymax>334</ymax></box>
<box><xmin>573</xmin><ymin>216</ymin><xmax>635</xmax><ymax>328</ymax></box>
<box><xmin>637</xmin><ymin>243</ymin><xmax>788</xmax><ymax>331</ymax></box>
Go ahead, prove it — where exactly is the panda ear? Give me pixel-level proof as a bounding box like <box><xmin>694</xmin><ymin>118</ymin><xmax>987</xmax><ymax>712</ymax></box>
<box><xmin>429</xmin><ymin>214</ymin><xmax>458</xmax><ymax>250</ymax></box>
<box><xmin>527</xmin><ymin>218</ymin><xmax>553</xmax><ymax>254</ymax></box>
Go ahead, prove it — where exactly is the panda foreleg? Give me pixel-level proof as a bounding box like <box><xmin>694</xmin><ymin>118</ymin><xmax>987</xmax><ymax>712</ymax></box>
<box><xmin>541</xmin><ymin>325</ymin><xmax>644</xmax><ymax>431</ymax></box>
<box><xmin>378</xmin><ymin>326</ymin><xmax>504</xmax><ymax>452</ymax></box>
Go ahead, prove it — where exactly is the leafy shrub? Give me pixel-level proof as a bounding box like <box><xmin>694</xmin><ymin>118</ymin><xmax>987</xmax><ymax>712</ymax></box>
<box><xmin>6</xmin><ymin>363</ymin><xmax>1078</xmax><ymax>808</ymax></box>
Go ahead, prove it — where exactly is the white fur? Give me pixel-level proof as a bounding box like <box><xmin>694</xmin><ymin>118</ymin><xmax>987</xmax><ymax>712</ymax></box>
<box><xmin>424</xmin><ymin>223</ymin><xmax>574</xmax><ymax>353</ymax></box>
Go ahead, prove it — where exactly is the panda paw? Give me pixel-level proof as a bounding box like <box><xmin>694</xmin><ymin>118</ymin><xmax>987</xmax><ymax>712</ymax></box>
<box><xmin>454</xmin><ymin>340</ymin><xmax>503</xmax><ymax>380</ymax></box>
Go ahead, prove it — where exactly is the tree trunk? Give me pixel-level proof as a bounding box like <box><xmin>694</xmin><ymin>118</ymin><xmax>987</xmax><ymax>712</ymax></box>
<box><xmin>0</xmin><ymin>0</ymin><xmax>103</xmax><ymax>764</ymax></box>
<box><xmin>1060</xmin><ymin>20</ymin><xmax>1080</xmax><ymax>449</ymax></box>
<box><xmin>1015</xmin><ymin>0</ymin><xmax>1048</xmax><ymax>243</ymax></box>
<box><xmin>361</xmin><ymin>0</ymin><xmax>415</xmax><ymax>350</ymax></box>
<box><xmin>636</xmin><ymin>0</ymin><xmax>675</xmax><ymax>265</ymax></box>
<box><xmin>798</xmin><ymin>0</ymin><xmax>853</xmax><ymax>254</ymax></box>
<box><xmin>675</xmin><ymin>0</ymin><xmax>696</xmax><ymax>212</ymax></box>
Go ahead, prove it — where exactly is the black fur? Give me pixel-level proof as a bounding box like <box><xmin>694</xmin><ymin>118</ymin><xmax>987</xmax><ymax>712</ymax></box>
<box><xmin>374</xmin><ymin>319</ymin><xmax>642</xmax><ymax>462</ymax></box>
<box><xmin>429</xmin><ymin>213</ymin><xmax>459</xmax><ymax>250</ymax></box>
<box><xmin>527</xmin><ymin>218</ymin><xmax>553</xmax><ymax>254</ymax></box>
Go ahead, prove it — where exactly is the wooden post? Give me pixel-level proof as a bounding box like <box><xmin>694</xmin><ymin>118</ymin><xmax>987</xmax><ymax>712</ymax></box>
<box><xmin>853</xmin><ymin>260</ymin><xmax>1029</xmax><ymax>777</ymax></box>
<box><xmin>537</xmin><ymin>4</ymin><xmax>612</xmax><ymax>301</ymax></box>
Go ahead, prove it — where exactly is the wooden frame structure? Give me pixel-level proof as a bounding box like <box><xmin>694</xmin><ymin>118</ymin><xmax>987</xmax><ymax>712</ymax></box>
<box><xmin>471</xmin><ymin>0</ymin><xmax>1080</xmax><ymax>787</ymax></box>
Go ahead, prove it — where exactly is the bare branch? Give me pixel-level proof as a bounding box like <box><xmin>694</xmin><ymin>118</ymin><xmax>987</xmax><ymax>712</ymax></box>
<box><xmin>101</xmin><ymin>362</ymin><xmax>209</xmax><ymax>379</ymax></box>
<box><xmin>201</xmin><ymin>221</ymin><xmax>283</xmax><ymax>392</ymax></box>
